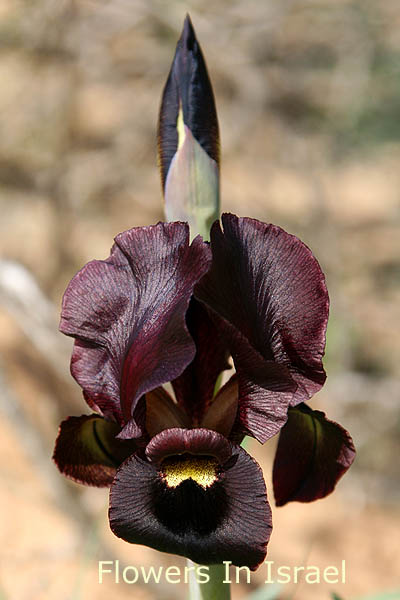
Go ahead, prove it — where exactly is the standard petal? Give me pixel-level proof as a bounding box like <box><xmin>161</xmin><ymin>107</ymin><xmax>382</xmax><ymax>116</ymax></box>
<box><xmin>109</xmin><ymin>437</ymin><xmax>272</xmax><ymax>570</ymax></box>
<box><xmin>157</xmin><ymin>14</ymin><xmax>219</xmax><ymax>191</ymax></box>
<box><xmin>171</xmin><ymin>299</ymin><xmax>230</xmax><ymax>424</ymax></box>
<box><xmin>53</xmin><ymin>415</ymin><xmax>136</xmax><ymax>487</ymax></box>
<box><xmin>195</xmin><ymin>213</ymin><xmax>329</xmax><ymax>442</ymax></box>
<box><xmin>228</xmin><ymin>342</ymin><xmax>293</xmax><ymax>443</ymax></box>
<box><xmin>272</xmin><ymin>403</ymin><xmax>356</xmax><ymax>506</ymax></box>
<box><xmin>60</xmin><ymin>222</ymin><xmax>211</xmax><ymax>428</ymax></box>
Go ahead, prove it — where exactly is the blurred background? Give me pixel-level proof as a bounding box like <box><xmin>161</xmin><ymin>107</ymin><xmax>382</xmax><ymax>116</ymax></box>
<box><xmin>0</xmin><ymin>0</ymin><xmax>399</xmax><ymax>599</ymax></box>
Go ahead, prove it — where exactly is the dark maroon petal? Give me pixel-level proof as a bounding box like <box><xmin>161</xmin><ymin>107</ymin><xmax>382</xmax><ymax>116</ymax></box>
<box><xmin>172</xmin><ymin>299</ymin><xmax>230</xmax><ymax>424</ymax></box>
<box><xmin>71</xmin><ymin>341</ymin><xmax>123</xmax><ymax>423</ymax></box>
<box><xmin>145</xmin><ymin>387</ymin><xmax>191</xmax><ymax>438</ymax></box>
<box><xmin>230</xmin><ymin>341</ymin><xmax>293</xmax><ymax>443</ymax></box>
<box><xmin>145</xmin><ymin>428</ymin><xmax>233</xmax><ymax>466</ymax></box>
<box><xmin>157</xmin><ymin>15</ymin><xmax>219</xmax><ymax>191</ymax></box>
<box><xmin>60</xmin><ymin>222</ymin><xmax>211</xmax><ymax>429</ymax></box>
<box><xmin>200</xmin><ymin>375</ymin><xmax>238</xmax><ymax>437</ymax></box>
<box><xmin>195</xmin><ymin>213</ymin><xmax>329</xmax><ymax>441</ymax></box>
<box><xmin>53</xmin><ymin>415</ymin><xmax>137</xmax><ymax>487</ymax></box>
<box><xmin>273</xmin><ymin>403</ymin><xmax>356</xmax><ymax>506</ymax></box>
<box><xmin>117</xmin><ymin>396</ymin><xmax>147</xmax><ymax>442</ymax></box>
<box><xmin>109</xmin><ymin>441</ymin><xmax>271</xmax><ymax>569</ymax></box>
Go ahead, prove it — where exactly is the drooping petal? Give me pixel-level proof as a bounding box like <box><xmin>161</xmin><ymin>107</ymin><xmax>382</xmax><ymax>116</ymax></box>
<box><xmin>157</xmin><ymin>14</ymin><xmax>219</xmax><ymax>191</ymax></box>
<box><xmin>228</xmin><ymin>343</ymin><xmax>293</xmax><ymax>443</ymax></box>
<box><xmin>71</xmin><ymin>340</ymin><xmax>124</xmax><ymax>423</ymax></box>
<box><xmin>145</xmin><ymin>427</ymin><xmax>233</xmax><ymax>465</ymax></box>
<box><xmin>53</xmin><ymin>415</ymin><xmax>136</xmax><ymax>487</ymax></box>
<box><xmin>60</xmin><ymin>222</ymin><xmax>211</xmax><ymax>430</ymax></box>
<box><xmin>109</xmin><ymin>430</ymin><xmax>272</xmax><ymax>570</ymax></box>
<box><xmin>272</xmin><ymin>403</ymin><xmax>356</xmax><ymax>506</ymax></box>
<box><xmin>171</xmin><ymin>299</ymin><xmax>230</xmax><ymax>424</ymax></box>
<box><xmin>195</xmin><ymin>213</ymin><xmax>329</xmax><ymax>442</ymax></box>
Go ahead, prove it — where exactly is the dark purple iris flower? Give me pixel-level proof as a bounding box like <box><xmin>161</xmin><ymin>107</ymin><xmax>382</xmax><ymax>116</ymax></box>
<box><xmin>54</xmin><ymin>214</ymin><xmax>355</xmax><ymax>569</ymax></box>
<box><xmin>53</xmin><ymin>16</ymin><xmax>355</xmax><ymax>571</ymax></box>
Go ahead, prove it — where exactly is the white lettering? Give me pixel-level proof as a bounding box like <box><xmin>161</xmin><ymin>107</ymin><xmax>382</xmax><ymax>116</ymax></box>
<box><xmin>196</xmin><ymin>566</ymin><xmax>210</xmax><ymax>584</ymax></box>
<box><xmin>323</xmin><ymin>566</ymin><xmax>339</xmax><ymax>584</ymax></box>
<box><xmin>141</xmin><ymin>566</ymin><xmax>164</xmax><ymax>584</ymax></box>
<box><xmin>293</xmin><ymin>566</ymin><xmax>305</xmax><ymax>584</ymax></box>
<box><xmin>184</xmin><ymin>564</ymin><xmax>195</xmax><ymax>584</ymax></box>
<box><xmin>165</xmin><ymin>566</ymin><xmax>180</xmax><ymax>584</ymax></box>
<box><xmin>98</xmin><ymin>561</ymin><xmax>114</xmax><ymax>584</ymax></box>
<box><xmin>222</xmin><ymin>561</ymin><xmax>232</xmax><ymax>584</ymax></box>
<box><xmin>264</xmin><ymin>560</ymin><xmax>274</xmax><ymax>584</ymax></box>
<box><xmin>123</xmin><ymin>566</ymin><xmax>139</xmax><ymax>584</ymax></box>
<box><xmin>305</xmin><ymin>566</ymin><xmax>320</xmax><ymax>584</ymax></box>
<box><xmin>235</xmin><ymin>566</ymin><xmax>251</xmax><ymax>584</ymax></box>
<box><xmin>277</xmin><ymin>565</ymin><xmax>291</xmax><ymax>584</ymax></box>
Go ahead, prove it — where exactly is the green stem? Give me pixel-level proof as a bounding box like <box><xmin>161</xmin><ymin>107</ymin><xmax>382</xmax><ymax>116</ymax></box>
<box><xmin>187</xmin><ymin>561</ymin><xmax>231</xmax><ymax>600</ymax></box>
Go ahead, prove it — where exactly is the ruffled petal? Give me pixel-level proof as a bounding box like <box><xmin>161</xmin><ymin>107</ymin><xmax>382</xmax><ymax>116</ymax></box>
<box><xmin>60</xmin><ymin>222</ymin><xmax>211</xmax><ymax>429</ymax></box>
<box><xmin>195</xmin><ymin>213</ymin><xmax>329</xmax><ymax>442</ymax></box>
<box><xmin>109</xmin><ymin>431</ymin><xmax>272</xmax><ymax>570</ymax></box>
<box><xmin>172</xmin><ymin>299</ymin><xmax>230</xmax><ymax>424</ymax></box>
<box><xmin>273</xmin><ymin>403</ymin><xmax>356</xmax><ymax>506</ymax></box>
<box><xmin>53</xmin><ymin>415</ymin><xmax>136</xmax><ymax>487</ymax></box>
<box><xmin>145</xmin><ymin>427</ymin><xmax>233</xmax><ymax>465</ymax></box>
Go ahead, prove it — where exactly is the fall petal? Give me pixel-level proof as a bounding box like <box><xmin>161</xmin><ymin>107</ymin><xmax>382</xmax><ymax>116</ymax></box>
<box><xmin>53</xmin><ymin>415</ymin><xmax>136</xmax><ymax>487</ymax></box>
<box><xmin>273</xmin><ymin>403</ymin><xmax>356</xmax><ymax>506</ymax></box>
<box><xmin>145</xmin><ymin>427</ymin><xmax>233</xmax><ymax>466</ymax></box>
<box><xmin>109</xmin><ymin>435</ymin><xmax>271</xmax><ymax>569</ymax></box>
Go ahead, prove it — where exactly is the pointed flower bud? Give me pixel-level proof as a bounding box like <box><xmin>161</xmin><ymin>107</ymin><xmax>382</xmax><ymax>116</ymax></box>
<box><xmin>157</xmin><ymin>15</ymin><xmax>220</xmax><ymax>240</ymax></box>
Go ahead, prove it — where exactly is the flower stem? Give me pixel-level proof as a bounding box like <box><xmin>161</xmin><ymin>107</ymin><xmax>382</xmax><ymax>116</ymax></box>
<box><xmin>187</xmin><ymin>560</ymin><xmax>231</xmax><ymax>600</ymax></box>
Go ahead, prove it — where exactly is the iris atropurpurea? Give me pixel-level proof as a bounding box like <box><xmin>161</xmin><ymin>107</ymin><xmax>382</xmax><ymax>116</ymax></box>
<box><xmin>53</xmin><ymin>214</ymin><xmax>354</xmax><ymax>569</ymax></box>
<box><xmin>53</xmin><ymin>15</ymin><xmax>355</xmax><ymax>571</ymax></box>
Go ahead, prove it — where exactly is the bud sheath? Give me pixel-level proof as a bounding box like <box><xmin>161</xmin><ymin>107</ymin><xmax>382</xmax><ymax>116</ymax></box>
<box><xmin>158</xmin><ymin>15</ymin><xmax>220</xmax><ymax>240</ymax></box>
